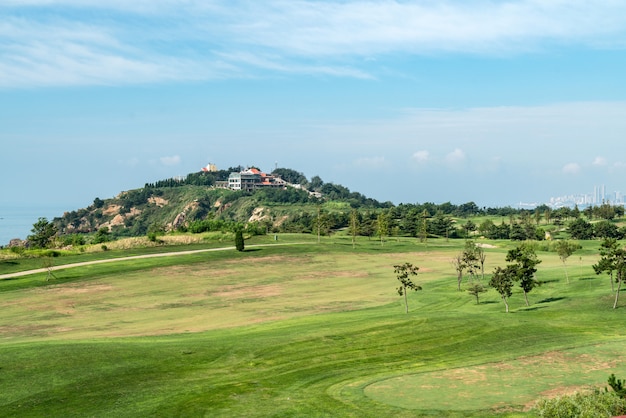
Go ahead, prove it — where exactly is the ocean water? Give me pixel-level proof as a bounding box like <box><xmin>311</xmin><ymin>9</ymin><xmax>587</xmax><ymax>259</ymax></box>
<box><xmin>0</xmin><ymin>204</ymin><xmax>69</xmax><ymax>246</ymax></box>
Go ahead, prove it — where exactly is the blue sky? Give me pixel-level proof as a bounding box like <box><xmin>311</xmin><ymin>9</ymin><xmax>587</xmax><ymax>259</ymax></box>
<box><xmin>2</xmin><ymin>0</ymin><xmax>626</xmax><ymax>210</ymax></box>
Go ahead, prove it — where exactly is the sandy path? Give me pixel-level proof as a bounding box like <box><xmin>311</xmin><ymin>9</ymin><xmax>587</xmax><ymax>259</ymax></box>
<box><xmin>0</xmin><ymin>243</ymin><xmax>305</xmax><ymax>280</ymax></box>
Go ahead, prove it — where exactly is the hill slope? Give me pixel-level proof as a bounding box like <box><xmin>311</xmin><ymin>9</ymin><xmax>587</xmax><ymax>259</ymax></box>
<box><xmin>53</xmin><ymin>168</ymin><xmax>387</xmax><ymax>239</ymax></box>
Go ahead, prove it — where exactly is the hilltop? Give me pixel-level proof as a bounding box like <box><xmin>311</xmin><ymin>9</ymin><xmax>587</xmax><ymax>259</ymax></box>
<box><xmin>52</xmin><ymin>166</ymin><xmax>390</xmax><ymax>241</ymax></box>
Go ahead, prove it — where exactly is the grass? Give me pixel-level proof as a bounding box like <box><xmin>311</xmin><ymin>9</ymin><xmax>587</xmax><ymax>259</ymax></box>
<box><xmin>1</xmin><ymin>236</ymin><xmax>625</xmax><ymax>417</ymax></box>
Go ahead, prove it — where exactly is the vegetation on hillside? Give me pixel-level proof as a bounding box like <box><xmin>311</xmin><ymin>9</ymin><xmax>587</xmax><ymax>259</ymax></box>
<box><xmin>2</xmin><ymin>166</ymin><xmax>625</xmax><ymax>251</ymax></box>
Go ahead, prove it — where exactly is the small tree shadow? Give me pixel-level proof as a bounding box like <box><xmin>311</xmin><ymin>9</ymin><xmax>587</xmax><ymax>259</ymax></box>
<box><xmin>522</xmin><ymin>306</ymin><xmax>547</xmax><ymax>311</ymax></box>
<box><xmin>537</xmin><ymin>297</ymin><xmax>566</xmax><ymax>304</ymax></box>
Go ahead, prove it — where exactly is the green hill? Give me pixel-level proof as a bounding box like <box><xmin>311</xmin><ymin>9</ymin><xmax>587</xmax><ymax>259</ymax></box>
<box><xmin>52</xmin><ymin>167</ymin><xmax>389</xmax><ymax>241</ymax></box>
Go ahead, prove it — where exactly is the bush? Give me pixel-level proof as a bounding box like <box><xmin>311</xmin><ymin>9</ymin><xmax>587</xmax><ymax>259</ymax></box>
<box><xmin>533</xmin><ymin>389</ymin><xmax>626</xmax><ymax>417</ymax></box>
<box><xmin>235</xmin><ymin>230</ymin><xmax>245</xmax><ymax>252</ymax></box>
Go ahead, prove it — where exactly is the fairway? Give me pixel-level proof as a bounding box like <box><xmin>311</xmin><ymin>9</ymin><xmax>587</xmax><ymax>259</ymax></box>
<box><xmin>1</xmin><ymin>238</ymin><xmax>625</xmax><ymax>417</ymax></box>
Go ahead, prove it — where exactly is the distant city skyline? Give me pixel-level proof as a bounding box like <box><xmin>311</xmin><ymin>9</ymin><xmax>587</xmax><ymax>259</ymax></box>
<box><xmin>520</xmin><ymin>184</ymin><xmax>625</xmax><ymax>209</ymax></box>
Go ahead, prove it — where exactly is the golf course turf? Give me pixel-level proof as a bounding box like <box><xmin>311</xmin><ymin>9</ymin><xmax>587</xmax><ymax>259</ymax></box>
<box><xmin>1</xmin><ymin>236</ymin><xmax>625</xmax><ymax>417</ymax></box>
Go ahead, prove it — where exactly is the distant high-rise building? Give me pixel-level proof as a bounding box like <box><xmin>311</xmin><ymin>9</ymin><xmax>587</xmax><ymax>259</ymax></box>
<box><xmin>594</xmin><ymin>185</ymin><xmax>606</xmax><ymax>204</ymax></box>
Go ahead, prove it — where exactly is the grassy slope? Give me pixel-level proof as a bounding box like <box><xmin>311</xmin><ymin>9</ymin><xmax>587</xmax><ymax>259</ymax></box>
<box><xmin>0</xmin><ymin>237</ymin><xmax>625</xmax><ymax>417</ymax></box>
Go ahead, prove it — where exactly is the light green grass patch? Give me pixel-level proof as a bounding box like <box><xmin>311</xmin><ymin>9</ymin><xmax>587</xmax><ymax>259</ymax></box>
<box><xmin>363</xmin><ymin>341</ymin><xmax>626</xmax><ymax>412</ymax></box>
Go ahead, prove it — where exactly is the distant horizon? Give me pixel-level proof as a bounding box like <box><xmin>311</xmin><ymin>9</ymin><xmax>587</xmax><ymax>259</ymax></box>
<box><xmin>2</xmin><ymin>170</ymin><xmax>624</xmax><ymax>246</ymax></box>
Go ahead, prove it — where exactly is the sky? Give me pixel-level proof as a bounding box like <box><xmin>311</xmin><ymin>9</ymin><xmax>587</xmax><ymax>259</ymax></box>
<box><xmin>2</xmin><ymin>0</ymin><xmax>626</xmax><ymax>213</ymax></box>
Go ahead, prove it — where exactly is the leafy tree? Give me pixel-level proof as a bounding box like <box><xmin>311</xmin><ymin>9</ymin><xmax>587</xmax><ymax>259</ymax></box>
<box><xmin>429</xmin><ymin>211</ymin><xmax>454</xmax><ymax>240</ymax></box>
<box><xmin>92</xmin><ymin>227</ymin><xmax>111</xmax><ymax>244</ymax></box>
<box><xmin>608</xmin><ymin>373</ymin><xmax>626</xmax><ymax>398</ymax></box>
<box><xmin>28</xmin><ymin>217</ymin><xmax>58</xmax><ymax>248</ymax></box>
<box><xmin>463</xmin><ymin>220</ymin><xmax>476</xmax><ymax>239</ymax></box>
<box><xmin>569</xmin><ymin>218</ymin><xmax>594</xmax><ymax>240</ymax></box>
<box><xmin>314</xmin><ymin>206</ymin><xmax>330</xmax><ymax>243</ymax></box>
<box><xmin>489</xmin><ymin>266</ymin><xmax>515</xmax><ymax>313</ymax></box>
<box><xmin>506</xmin><ymin>245</ymin><xmax>542</xmax><ymax>306</ymax></box>
<box><xmin>554</xmin><ymin>240</ymin><xmax>580</xmax><ymax>284</ymax></box>
<box><xmin>593</xmin><ymin>239</ymin><xmax>626</xmax><ymax>309</ymax></box>
<box><xmin>452</xmin><ymin>253</ymin><xmax>465</xmax><ymax>291</ymax></box>
<box><xmin>467</xmin><ymin>283</ymin><xmax>487</xmax><ymax>305</ymax></box>
<box><xmin>308</xmin><ymin>175</ymin><xmax>324</xmax><ymax>191</ymax></box>
<box><xmin>597</xmin><ymin>202</ymin><xmax>617</xmax><ymax>220</ymax></box>
<box><xmin>376</xmin><ymin>211</ymin><xmax>390</xmax><ymax>245</ymax></box>
<box><xmin>92</xmin><ymin>197</ymin><xmax>104</xmax><ymax>208</ymax></box>
<box><xmin>394</xmin><ymin>262</ymin><xmax>422</xmax><ymax>313</ymax></box>
<box><xmin>593</xmin><ymin>238</ymin><xmax>620</xmax><ymax>292</ymax></box>
<box><xmin>462</xmin><ymin>240</ymin><xmax>480</xmax><ymax>282</ymax></box>
<box><xmin>418</xmin><ymin>209</ymin><xmax>429</xmax><ymax>242</ymax></box>
<box><xmin>348</xmin><ymin>209</ymin><xmax>359</xmax><ymax>248</ymax></box>
<box><xmin>271</xmin><ymin>168</ymin><xmax>307</xmax><ymax>185</ymax></box>
<box><xmin>235</xmin><ymin>229</ymin><xmax>245</xmax><ymax>252</ymax></box>
<box><xmin>594</xmin><ymin>220</ymin><xmax>621</xmax><ymax>239</ymax></box>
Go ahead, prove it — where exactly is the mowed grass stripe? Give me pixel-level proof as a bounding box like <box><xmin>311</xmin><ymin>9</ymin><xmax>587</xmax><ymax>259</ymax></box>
<box><xmin>0</xmin><ymin>239</ymin><xmax>625</xmax><ymax>417</ymax></box>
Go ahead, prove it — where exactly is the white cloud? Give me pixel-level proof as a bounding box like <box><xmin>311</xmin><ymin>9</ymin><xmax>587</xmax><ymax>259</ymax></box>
<box><xmin>3</xmin><ymin>1</ymin><xmax>626</xmax><ymax>87</ymax></box>
<box><xmin>353</xmin><ymin>156</ymin><xmax>387</xmax><ymax>168</ymax></box>
<box><xmin>562</xmin><ymin>163</ymin><xmax>581</xmax><ymax>174</ymax></box>
<box><xmin>593</xmin><ymin>156</ymin><xmax>607</xmax><ymax>166</ymax></box>
<box><xmin>160</xmin><ymin>155</ymin><xmax>181</xmax><ymax>166</ymax></box>
<box><xmin>411</xmin><ymin>150</ymin><xmax>430</xmax><ymax>163</ymax></box>
<box><xmin>445</xmin><ymin>148</ymin><xmax>466</xmax><ymax>164</ymax></box>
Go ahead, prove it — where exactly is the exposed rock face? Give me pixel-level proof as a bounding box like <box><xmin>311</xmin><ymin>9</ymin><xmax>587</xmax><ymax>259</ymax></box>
<box><xmin>148</xmin><ymin>197</ymin><xmax>169</xmax><ymax>207</ymax></box>
<box><xmin>110</xmin><ymin>214</ymin><xmax>125</xmax><ymax>227</ymax></box>
<box><xmin>103</xmin><ymin>205</ymin><xmax>121</xmax><ymax>216</ymax></box>
<box><xmin>172</xmin><ymin>212</ymin><xmax>186</xmax><ymax>230</ymax></box>
<box><xmin>248</xmin><ymin>207</ymin><xmax>269</xmax><ymax>222</ymax></box>
<box><xmin>8</xmin><ymin>238</ymin><xmax>24</xmax><ymax>248</ymax></box>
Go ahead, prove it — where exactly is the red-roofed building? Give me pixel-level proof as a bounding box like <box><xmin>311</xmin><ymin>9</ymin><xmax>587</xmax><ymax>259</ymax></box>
<box><xmin>227</xmin><ymin>168</ymin><xmax>286</xmax><ymax>191</ymax></box>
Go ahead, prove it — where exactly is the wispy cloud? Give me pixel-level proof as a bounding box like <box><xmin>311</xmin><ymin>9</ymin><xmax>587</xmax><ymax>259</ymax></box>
<box><xmin>160</xmin><ymin>155</ymin><xmax>181</xmax><ymax>166</ymax></box>
<box><xmin>352</xmin><ymin>156</ymin><xmax>388</xmax><ymax>170</ymax></box>
<box><xmin>411</xmin><ymin>150</ymin><xmax>430</xmax><ymax>164</ymax></box>
<box><xmin>593</xmin><ymin>156</ymin><xmax>608</xmax><ymax>166</ymax></box>
<box><xmin>445</xmin><ymin>148</ymin><xmax>466</xmax><ymax>164</ymax></box>
<box><xmin>2</xmin><ymin>1</ymin><xmax>626</xmax><ymax>87</ymax></box>
<box><xmin>562</xmin><ymin>163</ymin><xmax>581</xmax><ymax>175</ymax></box>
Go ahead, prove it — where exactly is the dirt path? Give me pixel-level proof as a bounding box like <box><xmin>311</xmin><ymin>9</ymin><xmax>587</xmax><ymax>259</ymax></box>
<box><xmin>0</xmin><ymin>243</ymin><xmax>306</xmax><ymax>280</ymax></box>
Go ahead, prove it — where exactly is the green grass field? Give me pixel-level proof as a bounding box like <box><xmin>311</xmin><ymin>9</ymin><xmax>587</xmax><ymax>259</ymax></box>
<box><xmin>1</xmin><ymin>236</ymin><xmax>625</xmax><ymax>417</ymax></box>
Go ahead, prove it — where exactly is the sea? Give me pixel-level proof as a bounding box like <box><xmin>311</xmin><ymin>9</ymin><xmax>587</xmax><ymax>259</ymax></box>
<box><xmin>0</xmin><ymin>204</ymin><xmax>71</xmax><ymax>247</ymax></box>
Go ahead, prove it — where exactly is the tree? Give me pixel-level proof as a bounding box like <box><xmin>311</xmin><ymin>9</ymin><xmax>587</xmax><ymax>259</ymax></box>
<box><xmin>235</xmin><ymin>229</ymin><xmax>245</xmax><ymax>252</ymax></box>
<box><xmin>394</xmin><ymin>262</ymin><xmax>422</xmax><ymax>313</ymax></box>
<box><xmin>418</xmin><ymin>209</ymin><xmax>429</xmax><ymax>242</ymax></box>
<box><xmin>376</xmin><ymin>212</ymin><xmax>390</xmax><ymax>246</ymax></box>
<box><xmin>608</xmin><ymin>373</ymin><xmax>626</xmax><ymax>398</ymax></box>
<box><xmin>593</xmin><ymin>239</ymin><xmax>626</xmax><ymax>309</ymax></box>
<box><xmin>505</xmin><ymin>244</ymin><xmax>541</xmax><ymax>306</ymax></box>
<box><xmin>461</xmin><ymin>240</ymin><xmax>480</xmax><ymax>282</ymax></box>
<box><xmin>314</xmin><ymin>206</ymin><xmax>330</xmax><ymax>243</ymax></box>
<box><xmin>489</xmin><ymin>266</ymin><xmax>515</xmax><ymax>313</ymax></box>
<box><xmin>569</xmin><ymin>218</ymin><xmax>594</xmax><ymax>240</ymax></box>
<box><xmin>475</xmin><ymin>244</ymin><xmax>487</xmax><ymax>280</ymax></box>
<box><xmin>594</xmin><ymin>220</ymin><xmax>621</xmax><ymax>239</ymax></box>
<box><xmin>554</xmin><ymin>240</ymin><xmax>580</xmax><ymax>284</ymax></box>
<box><xmin>467</xmin><ymin>283</ymin><xmax>487</xmax><ymax>305</ymax></box>
<box><xmin>92</xmin><ymin>227</ymin><xmax>110</xmax><ymax>244</ymax></box>
<box><xmin>28</xmin><ymin>217</ymin><xmax>58</xmax><ymax>249</ymax></box>
<box><xmin>594</xmin><ymin>238</ymin><xmax>620</xmax><ymax>293</ymax></box>
<box><xmin>452</xmin><ymin>253</ymin><xmax>465</xmax><ymax>291</ymax></box>
<box><xmin>463</xmin><ymin>220</ymin><xmax>476</xmax><ymax>239</ymax></box>
<box><xmin>348</xmin><ymin>209</ymin><xmax>359</xmax><ymax>249</ymax></box>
